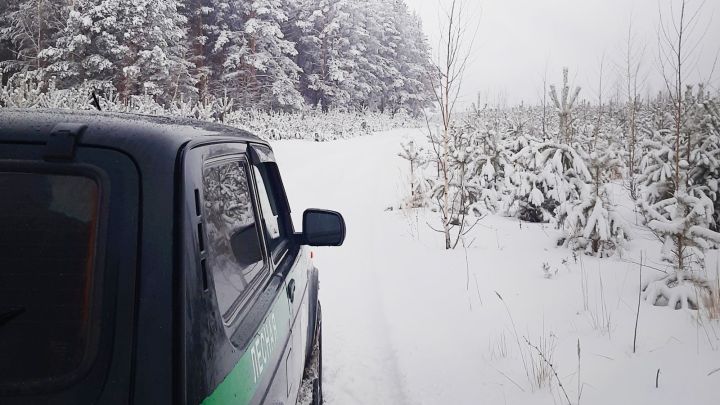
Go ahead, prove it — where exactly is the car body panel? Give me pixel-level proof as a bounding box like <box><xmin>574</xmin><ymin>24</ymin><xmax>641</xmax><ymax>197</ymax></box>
<box><xmin>200</xmin><ymin>286</ymin><xmax>291</xmax><ymax>405</ymax></box>
<box><xmin>0</xmin><ymin>109</ymin><xmax>322</xmax><ymax>405</ymax></box>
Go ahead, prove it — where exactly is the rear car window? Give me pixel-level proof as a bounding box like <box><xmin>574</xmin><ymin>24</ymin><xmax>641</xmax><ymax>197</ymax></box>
<box><xmin>0</xmin><ymin>172</ymin><xmax>99</xmax><ymax>386</ymax></box>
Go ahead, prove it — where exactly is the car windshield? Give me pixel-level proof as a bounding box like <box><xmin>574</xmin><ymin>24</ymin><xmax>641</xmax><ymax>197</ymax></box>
<box><xmin>0</xmin><ymin>172</ymin><xmax>99</xmax><ymax>386</ymax></box>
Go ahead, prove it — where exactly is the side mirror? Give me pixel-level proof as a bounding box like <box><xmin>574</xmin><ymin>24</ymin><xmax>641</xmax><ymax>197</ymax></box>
<box><xmin>302</xmin><ymin>209</ymin><xmax>346</xmax><ymax>246</ymax></box>
<box><xmin>230</xmin><ymin>223</ymin><xmax>263</xmax><ymax>266</ymax></box>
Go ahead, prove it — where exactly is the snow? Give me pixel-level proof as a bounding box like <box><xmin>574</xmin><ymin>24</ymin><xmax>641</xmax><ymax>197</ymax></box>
<box><xmin>272</xmin><ymin>128</ymin><xmax>720</xmax><ymax>405</ymax></box>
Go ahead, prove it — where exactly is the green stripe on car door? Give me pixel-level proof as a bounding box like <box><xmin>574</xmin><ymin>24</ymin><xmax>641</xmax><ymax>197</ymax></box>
<box><xmin>201</xmin><ymin>293</ymin><xmax>291</xmax><ymax>405</ymax></box>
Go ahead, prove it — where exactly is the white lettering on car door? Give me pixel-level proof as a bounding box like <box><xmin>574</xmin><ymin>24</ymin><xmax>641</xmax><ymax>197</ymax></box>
<box><xmin>250</xmin><ymin>312</ymin><xmax>278</xmax><ymax>383</ymax></box>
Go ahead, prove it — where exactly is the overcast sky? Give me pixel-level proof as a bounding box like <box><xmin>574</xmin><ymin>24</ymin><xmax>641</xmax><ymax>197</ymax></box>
<box><xmin>404</xmin><ymin>0</ymin><xmax>720</xmax><ymax>107</ymax></box>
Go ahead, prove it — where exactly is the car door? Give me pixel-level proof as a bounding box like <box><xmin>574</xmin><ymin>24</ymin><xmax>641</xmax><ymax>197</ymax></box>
<box><xmin>247</xmin><ymin>144</ymin><xmax>313</xmax><ymax>404</ymax></box>
<box><xmin>180</xmin><ymin>142</ymin><xmax>295</xmax><ymax>405</ymax></box>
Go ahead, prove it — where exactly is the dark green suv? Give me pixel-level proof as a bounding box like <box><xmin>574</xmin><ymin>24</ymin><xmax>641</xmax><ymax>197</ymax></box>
<box><xmin>0</xmin><ymin>109</ymin><xmax>345</xmax><ymax>405</ymax></box>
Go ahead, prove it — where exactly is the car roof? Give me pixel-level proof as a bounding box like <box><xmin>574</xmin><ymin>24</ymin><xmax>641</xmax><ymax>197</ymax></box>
<box><xmin>0</xmin><ymin>108</ymin><xmax>266</xmax><ymax>152</ymax></box>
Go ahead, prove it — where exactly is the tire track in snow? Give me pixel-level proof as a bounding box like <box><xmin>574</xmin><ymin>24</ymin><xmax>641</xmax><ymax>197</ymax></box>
<box><xmin>272</xmin><ymin>131</ymin><xmax>418</xmax><ymax>404</ymax></box>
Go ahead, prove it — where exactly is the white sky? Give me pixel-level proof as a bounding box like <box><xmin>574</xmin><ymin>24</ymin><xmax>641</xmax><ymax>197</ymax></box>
<box><xmin>404</xmin><ymin>0</ymin><xmax>720</xmax><ymax>107</ymax></box>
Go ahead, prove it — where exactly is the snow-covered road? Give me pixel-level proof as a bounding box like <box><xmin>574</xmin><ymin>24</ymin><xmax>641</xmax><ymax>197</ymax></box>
<box><xmin>272</xmin><ymin>129</ymin><xmax>720</xmax><ymax>405</ymax></box>
<box><xmin>273</xmin><ymin>130</ymin><xmax>415</xmax><ymax>404</ymax></box>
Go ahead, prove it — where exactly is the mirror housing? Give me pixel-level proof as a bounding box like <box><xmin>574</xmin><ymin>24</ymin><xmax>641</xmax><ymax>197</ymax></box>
<box><xmin>302</xmin><ymin>209</ymin><xmax>346</xmax><ymax>246</ymax></box>
<box><xmin>230</xmin><ymin>223</ymin><xmax>263</xmax><ymax>266</ymax></box>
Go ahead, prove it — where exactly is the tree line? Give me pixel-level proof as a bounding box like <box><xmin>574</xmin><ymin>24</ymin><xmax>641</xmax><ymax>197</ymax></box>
<box><xmin>0</xmin><ymin>0</ymin><xmax>434</xmax><ymax>114</ymax></box>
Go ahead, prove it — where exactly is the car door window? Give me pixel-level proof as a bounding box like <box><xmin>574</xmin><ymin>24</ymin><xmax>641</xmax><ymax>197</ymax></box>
<box><xmin>253</xmin><ymin>165</ymin><xmax>289</xmax><ymax>262</ymax></box>
<box><xmin>202</xmin><ymin>158</ymin><xmax>268</xmax><ymax>325</ymax></box>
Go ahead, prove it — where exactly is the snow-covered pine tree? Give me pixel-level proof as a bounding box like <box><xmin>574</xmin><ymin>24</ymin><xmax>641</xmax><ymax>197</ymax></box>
<box><xmin>0</xmin><ymin>1</ymin><xmax>19</xmax><ymax>66</ymax></box>
<box><xmin>638</xmin><ymin>86</ymin><xmax>720</xmax><ymax>308</ymax></box>
<box><xmin>290</xmin><ymin>0</ymin><xmax>356</xmax><ymax>109</ymax></box>
<box><xmin>503</xmin><ymin>78</ymin><xmax>592</xmax><ymax>222</ymax></box>
<box><xmin>638</xmin><ymin>0</ymin><xmax>720</xmax><ymax>310</ymax></box>
<box><xmin>346</xmin><ymin>0</ymin><xmax>386</xmax><ymax>111</ymax></box>
<box><xmin>549</xmin><ymin>67</ymin><xmax>581</xmax><ymax>144</ymax></box>
<box><xmin>502</xmin><ymin>72</ymin><xmax>588</xmax><ymax>223</ymax></box>
<box><xmin>507</xmin><ymin>139</ymin><xmax>592</xmax><ymax>223</ymax></box>
<box><xmin>243</xmin><ymin>0</ymin><xmax>303</xmax><ymax>109</ymax></box>
<box><xmin>0</xmin><ymin>0</ymin><xmax>69</xmax><ymax>76</ymax></box>
<box><xmin>701</xmin><ymin>98</ymin><xmax>720</xmax><ymax>231</ymax></box>
<box><xmin>640</xmin><ymin>185</ymin><xmax>720</xmax><ymax>308</ymax></box>
<box><xmin>500</xmin><ymin>128</ymin><xmax>533</xmax><ymax>217</ymax></box>
<box><xmin>558</xmin><ymin>125</ymin><xmax>630</xmax><ymax>257</ymax></box>
<box><xmin>367</xmin><ymin>0</ymin><xmax>432</xmax><ymax>115</ymax></box>
<box><xmin>0</xmin><ymin>70</ymin><xmax>45</xmax><ymax>108</ymax></box>
<box><xmin>426</xmin><ymin>123</ymin><xmax>488</xmax><ymax>225</ymax></box>
<box><xmin>460</xmin><ymin>105</ymin><xmax>511</xmax><ymax>215</ymax></box>
<box><xmin>368</xmin><ymin>0</ymin><xmax>402</xmax><ymax>113</ymax></box>
<box><xmin>686</xmin><ymin>89</ymin><xmax>720</xmax><ymax>232</ymax></box>
<box><xmin>637</xmin><ymin>98</ymin><xmax>676</xmax><ymax>205</ymax></box>
<box><xmin>184</xmin><ymin>0</ymin><xmax>218</xmax><ymax>100</ymax></box>
<box><xmin>384</xmin><ymin>5</ymin><xmax>433</xmax><ymax>116</ymax></box>
<box><xmin>213</xmin><ymin>0</ymin><xmax>302</xmax><ymax>109</ymax></box>
<box><xmin>398</xmin><ymin>139</ymin><xmax>428</xmax><ymax>208</ymax></box>
<box><xmin>469</xmin><ymin>143</ymin><xmax>504</xmax><ymax>215</ymax></box>
<box><xmin>556</xmin><ymin>60</ymin><xmax>630</xmax><ymax>256</ymax></box>
<box><xmin>40</xmin><ymin>0</ymin><xmax>193</xmax><ymax>104</ymax></box>
<box><xmin>0</xmin><ymin>0</ymin><xmax>432</xmax><ymax>113</ymax></box>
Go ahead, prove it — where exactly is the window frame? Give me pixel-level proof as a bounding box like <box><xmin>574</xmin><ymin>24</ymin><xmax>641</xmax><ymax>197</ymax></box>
<box><xmin>247</xmin><ymin>144</ymin><xmax>296</xmax><ymax>268</ymax></box>
<box><xmin>200</xmin><ymin>155</ymin><xmax>272</xmax><ymax>331</ymax></box>
<box><xmin>250</xmin><ymin>163</ymin><xmax>291</xmax><ymax>266</ymax></box>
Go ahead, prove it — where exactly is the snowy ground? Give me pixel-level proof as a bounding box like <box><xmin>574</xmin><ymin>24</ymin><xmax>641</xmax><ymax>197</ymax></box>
<box><xmin>272</xmin><ymin>128</ymin><xmax>720</xmax><ymax>405</ymax></box>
